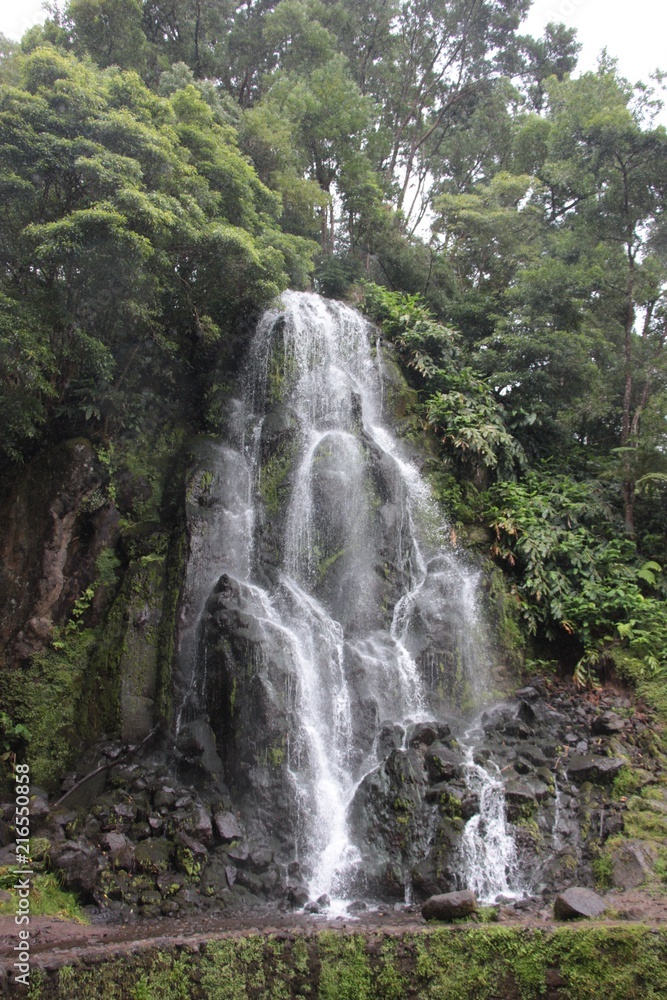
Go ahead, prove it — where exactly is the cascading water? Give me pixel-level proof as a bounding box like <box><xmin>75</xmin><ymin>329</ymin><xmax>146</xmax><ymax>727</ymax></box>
<box><xmin>459</xmin><ymin>728</ymin><xmax>523</xmax><ymax>902</ymax></box>
<box><xmin>179</xmin><ymin>291</ymin><xmax>523</xmax><ymax>907</ymax></box>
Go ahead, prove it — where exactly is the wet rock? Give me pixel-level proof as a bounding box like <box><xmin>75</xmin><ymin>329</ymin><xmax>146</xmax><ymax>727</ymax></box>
<box><xmin>347</xmin><ymin>900</ymin><xmax>367</xmax><ymax>912</ymax></box>
<box><xmin>288</xmin><ymin>886</ymin><xmax>309</xmax><ymax>908</ymax></box>
<box><xmin>377</xmin><ymin>722</ymin><xmax>404</xmax><ymax>757</ymax></box>
<box><xmin>422</xmin><ymin>889</ymin><xmax>477</xmax><ymax>921</ymax></box>
<box><xmin>154</xmin><ymin>787</ymin><xmax>176</xmax><ymax>809</ymax></box>
<box><xmin>592</xmin><ymin>711</ymin><xmax>625</xmax><ymax>736</ymax></box>
<box><xmin>517</xmin><ymin>701</ymin><xmax>537</xmax><ymax>725</ymax></box>
<box><xmin>214</xmin><ymin>811</ymin><xmax>243</xmax><ymax>841</ymax></box>
<box><xmin>134</xmin><ymin>837</ymin><xmax>174</xmax><ymax>875</ymax></box>
<box><xmin>176</xmin><ymin>719</ymin><xmax>225</xmax><ymax>781</ymax></box>
<box><xmin>459</xmin><ymin>792</ymin><xmax>479</xmax><ymax>821</ymax></box>
<box><xmin>29</xmin><ymin>795</ymin><xmax>50</xmax><ymax>821</ymax></box>
<box><xmin>411</xmin><ymin>817</ymin><xmax>464</xmax><ymax>899</ymax></box>
<box><xmin>610</xmin><ymin>841</ymin><xmax>656</xmax><ymax>889</ymax></box>
<box><xmin>234</xmin><ymin>869</ymin><xmax>264</xmax><ymax>894</ymax></box>
<box><xmin>131</xmin><ymin>821</ymin><xmax>152</xmax><ymax>841</ymax></box>
<box><xmin>101</xmin><ymin>832</ymin><xmax>134</xmax><ymax>870</ymax></box>
<box><xmin>175</xmin><ymin>831</ymin><xmax>208</xmax><ymax>873</ymax></box>
<box><xmin>514</xmin><ymin>685</ymin><xmax>542</xmax><ymax>702</ymax></box>
<box><xmin>505</xmin><ymin>774</ymin><xmax>551</xmax><ymax>805</ymax></box>
<box><xmin>183</xmin><ymin>803</ymin><xmax>214</xmax><ymax>845</ymax></box>
<box><xmin>156</xmin><ymin>872</ymin><xmax>185</xmax><ymax>897</ymax></box>
<box><xmin>514</xmin><ymin>743</ymin><xmax>548</xmax><ymax>767</ymax></box>
<box><xmin>114</xmin><ymin>802</ymin><xmax>136</xmax><ymax>822</ymax></box>
<box><xmin>566</xmin><ymin>755</ymin><xmax>625</xmax><ymax>785</ymax></box>
<box><xmin>228</xmin><ymin>841</ymin><xmax>250</xmax><ymax>862</ymax></box>
<box><xmin>499</xmin><ymin>719</ymin><xmax>534</xmax><ymax>739</ymax></box>
<box><xmin>425</xmin><ymin>746</ymin><xmax>464</xmax><ymax>782</ymax></box>
<box><xmin>51</xmin><ymin>841</ymin><xmax>105</xmax><ymax>896</ymax></box>
<box><xmin>554</xmin><ymin>887</ymin><xmax>608</xmax><ymax>920</ymax></box>
<box><xmin>602</xmin><ymin>811</ymin><xmax>624</xmax><ymax>840</ymax></box>
<box><xmin>409</xmin><ymin>722</ymin><xmax>450</xmax><ymax>748</ymax></box>
<box><xmin>249</xmin><ymin>847</ymin><xmax>273</xmax><ymax>871</ymax></box>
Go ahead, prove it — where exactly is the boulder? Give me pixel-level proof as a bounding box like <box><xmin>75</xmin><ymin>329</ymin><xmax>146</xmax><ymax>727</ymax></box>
<box><xmin>422</xmin><ymin>889</ymin><xmax>477</xmax><ymax>921</ymax></box>
<box><xmin>610</xmin><ymin>841</ymin><xmax>656</xmax><ymax>890</ymax></box>
<box><xmin>214</xmin><ymin>811</ymin><xmax>243</xmax><ymax>842</ymax></box>
<box><xmin>592</xmin><ymin>712</ymin><xmax>625</xmax><ymax>736</ymax></box>
<box><xmin>51</xmin><ymin>840</ymin><xmax>104</xmax><ymax>896</ymax></box>
<box><xmin>425</xmin><ymin>746</ymin><xmax>464</xmax><ymax>782</ymax></box>
<box><xmin>553</xmin><ymin>887</ymin><xmax>608</xmax><ymax>920</ymax></box>
<box><xmin>566</xmin><ymin>755</ymin><xmax>625</xmax><ymax>785</ymax></box>
<box><xmin>134</xmin><ymin>837</ymin><xmax>174</xmax><ymax>874</ymax></box>
<box><xmin>101</xmin><ymin>831</ymin><xmax>135</xmax><ymax>870</ymax></box>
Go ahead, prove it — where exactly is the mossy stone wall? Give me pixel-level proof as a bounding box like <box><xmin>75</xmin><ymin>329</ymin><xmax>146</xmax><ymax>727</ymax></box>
<box><xmin>8</xmin><ymin>926</ymin><xmax>667</xmax><ymax>1000</ymax></box>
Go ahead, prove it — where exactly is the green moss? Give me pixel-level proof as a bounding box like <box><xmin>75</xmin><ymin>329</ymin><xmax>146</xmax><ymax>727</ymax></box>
<box><xmin>318</xmin><ymin>932</ymin><xmax>374</xmax><ymax>1000</ymax></box>
<box><xmin>10</xmin><ymin>927</ymin><xmax>667</xmax><ymax>999</ymax></box>
<box><xmin>484</xmin><ymin>566</ymin><xmax>525</xmax><ymax>680</ymax></box>
<box><xmin>612</xmin><ymin>766</ymin><xmax>643</xmax><ymax>801</ymax></box>
<box><xmin>3</xmin><ymin>628</ymin><xmax>97</xmax><ymax>787</ymax></box>
<box><xmin>592</xmin><ymin>851</ymin><xmax>615</xmax><ymax>890</ymax></box>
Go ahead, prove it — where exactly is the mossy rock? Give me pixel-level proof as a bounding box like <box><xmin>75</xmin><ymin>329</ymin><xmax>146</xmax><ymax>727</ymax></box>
<box><xmin>134</xmin><ymin>838</ymin><xmax>174</xmax><ymax>875</ymax></box>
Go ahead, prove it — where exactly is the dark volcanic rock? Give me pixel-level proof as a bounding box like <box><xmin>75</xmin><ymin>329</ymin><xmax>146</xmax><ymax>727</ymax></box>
<box><xmin>554</xmin><ymin>887</ymin><xmax>608</xmax><ymax>920</ymax></box>
<box><xmin>425</xmin><ymin>745</ymin><xmax>464</xmax><ymax>782</ymax></box>
<box><xmin>422</xmin><ymin>889</ymin><xmax>477</xmax><ymax>921</ymax></box>
<box><xmin>214</xmin><ymin>811</ymin><xmax>243</xmax><ymax>842</ymax></box>
<box><xmin>51</xmin><ymin>841</ymin><xmax>105</xmax><ymax>896</ymax></box>
<box><xmin>566</xmin><ymin>755</ymin><xmax>625</xmax><ymax>784</ymax></box>
<box><xmin>592</xmin><ymin>711</ymin><xmax>625</xmax><ymax>735</ymax></box>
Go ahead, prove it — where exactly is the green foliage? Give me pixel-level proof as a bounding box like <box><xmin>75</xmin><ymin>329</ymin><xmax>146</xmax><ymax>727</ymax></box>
<box><xmin>487</xmin><ymin>470</ymin><xmax>667</xmax><ymax>680</ymax></box>
<box><xmin>0</xmin><ymin>868</ymin><xmax>87</xmax><ymax>922</ymax></box>
<box><xmin>592</xmin><ymin>852</ymin><xmax>614</xmax><ymax>891</ymax></box>
<box><xmin>0</xmin><ymin>45</ymin><xmax>315</xmax><ymax>465</ymax></box>
<box><xmin>3</xmin><ymin>629</ymin><xmax>97</xmax><ymax>787</ymax></box>
<box><xmin>362</xmin><ymin>283</ymin><xmax>525</xmax><ymax>479</ymax></box>
<box><xmin>4</xmin><ymin>927</ymin><xmax>667</xmax><ymax>997</ymax></box>
<box><xmin>0</xmin><ymin>711</ymin><xmax>31</xmax><ymax>767</ymax></box>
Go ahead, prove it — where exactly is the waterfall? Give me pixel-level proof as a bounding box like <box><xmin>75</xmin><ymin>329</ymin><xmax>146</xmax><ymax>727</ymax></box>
<box><xmin>181</xmin><ymin>291</ymin><xmax>521</xmax><ymax>906</ymax></box>
<box><xmin>459</xmin><ymin>730</ymin><xmax>523</xmax><ymax>902</ymax></box>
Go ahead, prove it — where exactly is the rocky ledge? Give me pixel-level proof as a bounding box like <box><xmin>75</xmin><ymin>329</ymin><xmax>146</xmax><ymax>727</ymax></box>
<box><xmin>0</xmin><ymin>677</ymin><xmax>664</xmax><ymax>923</ymax></box>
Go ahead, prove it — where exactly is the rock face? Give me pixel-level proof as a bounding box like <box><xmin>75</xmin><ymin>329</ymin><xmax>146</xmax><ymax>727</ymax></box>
<box><xmin>422</xmin><ymin>889</ymin><xmax>477</xmax><ymax>921</ymax></box>
<box><xmin>0</xmin><ymin>439</ymin><xmax>109</xmax><ymax>658</ymax></box>
<box><xmin>554</xmin><ymin>887</ymin><xmax>608</xmax><ymax>920</ymax></box>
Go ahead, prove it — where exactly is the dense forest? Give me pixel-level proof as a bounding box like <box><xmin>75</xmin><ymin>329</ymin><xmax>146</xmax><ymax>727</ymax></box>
<box><xmin>0</xmin><ymin>0</ymin><xmax>666</xmax><ymax>768</ymax></box>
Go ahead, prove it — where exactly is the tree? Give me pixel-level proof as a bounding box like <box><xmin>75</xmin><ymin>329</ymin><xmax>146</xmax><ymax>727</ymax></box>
<box><xmin>0</xmin><ymin>45</ymin><xmax>315</xmax><ymax>462</ymax></box>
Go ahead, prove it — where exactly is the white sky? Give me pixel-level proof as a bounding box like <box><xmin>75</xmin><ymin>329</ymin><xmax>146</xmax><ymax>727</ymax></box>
<box><xmin>521</xmin><ymin>0</ymin><xmax>667</xmax><ymax>85</ymax></box>
<box><xmin>0</xmin><ymin>0</ymin><xmax>665</xmax><ymax>93</ymax></box>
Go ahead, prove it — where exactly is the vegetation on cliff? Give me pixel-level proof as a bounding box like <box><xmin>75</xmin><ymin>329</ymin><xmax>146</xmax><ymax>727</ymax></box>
<box><xmin>0</xmin><ymin>0</ymin><xmax>665</xmax><ymax>768</ymax></box>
